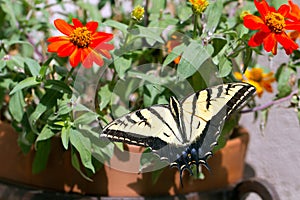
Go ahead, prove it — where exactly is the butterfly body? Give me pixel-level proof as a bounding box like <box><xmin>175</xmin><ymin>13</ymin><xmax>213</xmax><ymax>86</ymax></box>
<box><xmin>101</xmin><ymin>83</ymin><xmax>255</xmax><ymax>186</ymax></box>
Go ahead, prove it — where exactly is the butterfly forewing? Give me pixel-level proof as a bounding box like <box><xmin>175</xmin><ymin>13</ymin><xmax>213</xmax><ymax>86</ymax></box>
<box><xmin>101</xmin><ymin>105</ymin><xmax>183</xmax><ymax>149</ymax></box>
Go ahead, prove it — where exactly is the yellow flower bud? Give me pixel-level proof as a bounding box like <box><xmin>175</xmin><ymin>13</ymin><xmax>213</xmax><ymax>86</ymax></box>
<box><xmin>131</xmin><ymin>5</ymin><xmax>145</xmax><ymax>22</ymax></box>
<box><xmin>240</xmin><ymin>10</ymin><xmax>251</xmax><ymax>20</ymax></box>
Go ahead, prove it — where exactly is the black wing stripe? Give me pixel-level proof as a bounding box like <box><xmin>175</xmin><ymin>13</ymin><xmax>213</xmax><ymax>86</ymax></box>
<box><xmin>205</xmin><ymin>88</ymin><xmax>212</xmax><ymax>110</ymax></box>
<box><xmin>126</xmin><ymin>115</ymin><xmax>137</xmax><ymax>124</ymax></box>
<box><xmin>189</xmin><ymin>91</ymin><xmax>199</xmax><ymax>140</ymax></box>
<box><xmin>102</xmin><ymin>129</ymin><xmax>167</xmax><ymax>150</ymax></box>
<box><xmin>147</xmin><ymin>107</ymin><xmax>182</xmax><ymax>143</ymax></box>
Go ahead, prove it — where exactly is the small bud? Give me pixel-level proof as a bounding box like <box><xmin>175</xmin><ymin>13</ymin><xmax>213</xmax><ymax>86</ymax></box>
<box><xmin>240</xmin><ymin>10</ymin><xmax>251</xmax><ymax>20</ymax></box>
<box><xmin>131</xmin><ymin>5</ymin><xmax>145</xmax><ymax>22</ymax></box>
<box><xmin>189</xmin><ymin>0</ymin><xmax>209</xmax><ymax>15</ymax></box>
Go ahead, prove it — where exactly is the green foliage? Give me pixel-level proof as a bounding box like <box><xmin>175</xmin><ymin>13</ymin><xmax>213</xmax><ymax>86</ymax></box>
<box><xmin>1</xmin><ymin>0</ymin><xmax>299</xmax><ymax>184</ymax></box>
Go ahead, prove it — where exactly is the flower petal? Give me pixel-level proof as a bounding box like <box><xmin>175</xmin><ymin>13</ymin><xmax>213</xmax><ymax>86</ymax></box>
<box><xmin>47</xmin><ymin>40</ymin><xmax>71</xmax><ymax>52</ymax></box>
<box><xmin>54</xmin><ymin>19</ymin><xmax>74</xmax><ymax>36</ymax></box>
<box><xmin>57</xmin><ymin>43</ymin><xmax>76</xmax><ymax>57</ymax></box>
<box><xmin>285</xmin><ymin>21</ymin><xmax>300</xmax><ymax>32</ymax></box>
<box><xmin>275</xmin><ymin>32</ymin><xmax>299</xmax><ymax>54</ymax></box>
<box><xmin>92</xmin><ymin>32</ymin><xmax>114</xmax><ymax>43</ymax></box>
<box><xmin>248</xmin><ymin>31</ymin><xmax>270</xmax><ymax>47</ymax></box>
<box><xmin>91</xmin><ymin>49</ymin><xmax>104</xmax><ymax>66</ymax></box>
<box><xmin>86</xmin><ymin>21</ymin><xmax>98</xmax><ymax>33</ymax></box>
<box><xmin>72</xmin><ymin>18</ymin><xmax>83</xmax><ymax>27</ymax></box>
<box><xmin>243</xmin><ymin>15</ymin><xmax>265</xmax><ymax>30</ymax></box>
<box><xmin>254</xmin><ymin>0</ymin><xmax>270</xmax><ymax>19</ymax></box>
<box><xmin>288</xmin><ymin>30</ymin><xmax>300</xmax><ymax>41</ymax></box>
<box><xmin>69</xmin><ymin>48</ymin><xmax>81</xmax><ymax>67</ymax></box>
<box><xmin>98</xmin><ymin>49</ymin><xmax>111</xmax><ymax>59</ymax></box>
<box><xmin>288</xmin><ymin>0</ymin><xmax>300</xmax><ymax>21</ymax></box>
<box><xmin>82</xmin><ymin>48</ymin><xmax>94</xmax><ymax>68</ymax></box>
<box><xmin>93</xmin><ymin>43</ymin><xmax>115</xmax><ymax>51</ymax></box>
<box><xmin>263</xmin><ymin>33</ymin><xmax>276</xmax><ymax>52</ymax></box>
<box><xmin>47</xmin><ymin>36</ymin><xmax>69</xmax><ymax>42</ymax></box>
<box><xmin>278</xmin><ymin>4</ymin><xmax>290</xmax><ymax>17</ymax></box>
<box><xmin>247</xmin><ymin>80</ymin><xmax>263</xmax><ymax>97</ymax></box>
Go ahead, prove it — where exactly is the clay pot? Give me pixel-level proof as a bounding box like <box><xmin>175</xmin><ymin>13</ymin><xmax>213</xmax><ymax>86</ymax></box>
<box><xmin>0</xmin><ymin>121</ymin><xmax>249</xmax><ymax>196</ymax></box>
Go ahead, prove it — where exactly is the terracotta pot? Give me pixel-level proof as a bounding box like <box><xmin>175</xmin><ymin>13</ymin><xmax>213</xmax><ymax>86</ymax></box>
<box><xmin>0</xmin><ymin>121</ymin><xmax>249</xmax><ymax>196</ymax></box>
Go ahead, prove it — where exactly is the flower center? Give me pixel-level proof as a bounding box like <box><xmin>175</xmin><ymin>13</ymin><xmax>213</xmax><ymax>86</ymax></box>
<box><xmin>70</xmin><ymin>27</ymin><xmax>91</xmax><ymax>48</ymax></box>
<box><xmin>265</xmin><ymin>12</ymin><xmax>286</xmax><ymax>33</ymax></box>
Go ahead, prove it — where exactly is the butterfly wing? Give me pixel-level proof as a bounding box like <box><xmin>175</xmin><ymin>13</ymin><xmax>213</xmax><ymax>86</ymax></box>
<box><xmin>179</xmin><ymin>83</ymin><xmax>256</xmax><ymax>160</ymax></box>
<box><xmin>101</xmin><ymin>105</ymin><xmax>184</xmax><ymax>151</ymax></box>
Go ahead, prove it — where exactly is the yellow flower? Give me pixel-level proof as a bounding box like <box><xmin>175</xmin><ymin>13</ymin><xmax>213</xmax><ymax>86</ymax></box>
<box><xmin>234</xmin><ymin>67</ymin><xmax>275</xmax><ymax>98</ymax></box>
<box><xmin>189</xmin><ymin>0</ymin><xmax>209</xmax><ymax>15</ymax></box>
<box><xmin>131</xmin><ymin>5</ymin><xmax>145</xmax><ymax>22</ymax></box>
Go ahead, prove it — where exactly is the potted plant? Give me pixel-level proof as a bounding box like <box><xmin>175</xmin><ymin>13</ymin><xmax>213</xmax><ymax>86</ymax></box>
<box><xmin>0</xmin><ymin>0</ymin><xmax>300</xmax><ymax>197</ymax></box>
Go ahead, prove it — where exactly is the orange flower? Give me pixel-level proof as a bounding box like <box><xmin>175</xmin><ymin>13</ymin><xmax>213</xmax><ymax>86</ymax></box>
<box><xmin>48</xmin><ymin>18</ymin><xmax>114</xmax><ymax>68</ymax></box>
<box><xmin>189</xmin><ymin>0</ymin><xmax>209</xmax><ymax>15</ymax></box>
<box><xmin>243</xmin><ymin>0</ymin><xmax>300</xmax><ymax>55</ymax></box>
<box><xmin>166</xmin><ymin>34</ymin><xmax>182</xmax><ymax>64</ymax></box>
<box><xmin>287</xmin><ymin>0</ymin><xmax>300</xmax><ymax>41</ymax></box>
<box><xmin>234</xmin><ymin>68</ymin><xmax>275</xmax><ymax>98</ymax></box>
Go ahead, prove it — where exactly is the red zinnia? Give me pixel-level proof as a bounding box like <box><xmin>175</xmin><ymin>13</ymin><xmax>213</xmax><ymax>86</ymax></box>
<box><xmin>287</xmin><ymin>0</ymin><xmax>300</xmax><ymax>41</ymax></box>
<box><xmin>48</xmin><ymin>18</ymin><xmax>114</xmax><ymax>68</ymax></box>
<box><xmin>243</xmin><ymin>0</ymin><xmax>300</xmax><ymax>55</ymax></box>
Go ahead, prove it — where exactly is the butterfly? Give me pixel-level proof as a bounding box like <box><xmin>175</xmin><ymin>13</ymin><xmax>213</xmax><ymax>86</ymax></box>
<box><xmin>101</xmin><ymin>83</ymin><xmax>255</xmax><ymax>186</ymax></box>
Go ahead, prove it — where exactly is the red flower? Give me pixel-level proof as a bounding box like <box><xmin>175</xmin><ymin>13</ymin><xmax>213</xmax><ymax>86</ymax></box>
<box><xmin>243</xmin><ymin>0</ymin><xmax>300</xmax><ymax>55</ymax></box>
<box><xmin>287</xmin><ymin>0</ymin><xmax>300</xmax><ymax>41</ymax></box>
<box><xmin>48</xmin><ymin>18</ymin><xmax>114</xmax><ymax>68</ymax></box>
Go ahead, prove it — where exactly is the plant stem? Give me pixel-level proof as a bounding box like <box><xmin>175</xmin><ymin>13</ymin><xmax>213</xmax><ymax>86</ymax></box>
<box><xmin>193</xmin><ymin>14</ymin><xmax>198</xmax><ymax>39</ymax></box>
<box><xmin>123</xmin><ymin>20</ymin><xmax>133</xmax><ymax>48</ymax></box>
<box><xmin>241</xmin><ymin>90</ymin><xmax>299</xmax><ymax>113</ymax></box>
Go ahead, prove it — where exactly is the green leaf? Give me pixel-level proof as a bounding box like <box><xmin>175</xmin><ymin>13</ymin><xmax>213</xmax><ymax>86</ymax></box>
<box><xmin>98</xmin><ymin>84</ymin><xmax>112</xmax><ymax>111</ymax></box>
<box><xmin>0</xmin><ymin>60</ymin><xmax>5</xmax><ymax>71</ymax></box>
<box><xmin>44</xmin><ymin>80</ymin><xmax>72</xmax><ymax>94</ymax></box>
<box><xmin>61</xmin><ymin>126</ymin><xmax>70</xmax><ymax>150</ymax></box>
<box><xmin>39</xmin><ymin>65</ymin><xmax>48</xmax><ymax>79</ymax></box>
<box><xmin>70</xmin><ymin>129</ymin><xmax>95</xmax><ymax>173</ymax></box>
<box><xmin>24</xmin><ymin>58</ymin><xmax>41</xmax><ymax>76</ymax></box>
<box><xmin>29</xmin><ymin>90</ymin><xmax>62</xmax><ymax>132</ymax></box>
<box><xmin>104</xmin><ymin>20</ymin><xmax>128</xmax><ymax>35</ymax></box>
<box><xmin>1</xmin><ymin>1</ymin><xmax>18</xmax><ymax>28</ymax></box>
<box><xmin>32</xmin><ymin>139</ymin><xmax>51</xmax><ymax>174</ymax></box>
<box><xmin>276</xmin><ymin>65</ymin><xmax>294</xmax><ymax>98</ymax></box>
<box><xmin>114</xmin><ymin>142</ymin><xmax>124</xmax><ymax>152</ymax></box>
<box><xmin>217</xmin><ymin>56</ymin><xmax>232</xmax><ymax>77</ymax></box>
<box><xmin>114</xmin><ymin>57</ymin><xmax>132</xmax><ymax>80</ymax></box>
<box><xmin>131</xmin><ymin>26</ymin><xmax>164</xmax><ymax>46</ymax></box>
<box><xmin>212</xmin><ymin>37</ymin><xmax>227</xmax><ymax>57</ymax></box>
<box><xmin>57</xmin><ymin>98</ymin><xmax>74</xmax><ymax>116</ymax></box>
<box><xmin>8</xmin><ymin>91</ymin><xmax>25</xmax><ymax>122</ymax></box>
<box><xmin>74</xmin><ymin>111</ymin><xmax>99</xmax><ymax>125</ymax></box>
<box><xmin>9</xmin><ymin>77</ymin><xmax>41</xmax><ymax>95</ymax></box>
<box><xmin>149</xmin><ymin>0</ymin><xmax>165</xmax><ymax>13</ymax></box>
<box><xmin>177</xmin><ymin>4</ymin><xmax>193</xmax><ymax>22</ymax></box>
<box><xmin>163</xmin><ymin>43</ymin><xmax>185</xmax><ymax>67</ymax></box>
<box><xmin>36</xmin><ymin>125</ymin><xmax>55</xmax><ymax>144</ymax></box>
<box><xmin>177</xmin><ymin>41</ymin><xmax>213</xmax><ymax>80</ymax></box>
<box><xmin>71</xmin><ymin>148</ymin><xmax>93</xmax><ymax>181</ymax></box>
<box><xmin>205</xmin><ymin>0</ymin><xmax>223</xmax><ymax>33</ymax></box>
